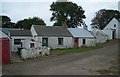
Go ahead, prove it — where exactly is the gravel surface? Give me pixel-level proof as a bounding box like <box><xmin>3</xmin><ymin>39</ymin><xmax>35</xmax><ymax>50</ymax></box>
<box><xmin>2</xmin><ymin>42</ymin><xmax>118</xmax><ymax>75</ymax></box>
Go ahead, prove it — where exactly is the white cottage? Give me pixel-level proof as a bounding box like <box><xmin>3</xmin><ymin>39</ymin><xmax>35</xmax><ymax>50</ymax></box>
<box><xmin>68</xmin><ymin>28</ymin><xmax>96</xmax><ymax>48</ymax></box>
<box><xmin>9</xmin><ymin>30</ymin><xmax>33</xmax><ymax>52</ymax></box>
<box><xmin>30</xmin><ymin>25</ymin><xmax>73</xmax><ymax>49</ymax></box>
<box><xmin>102</xmin><ymin>17</ymin><xmax>120</xmax><ymax>40</ymax></box>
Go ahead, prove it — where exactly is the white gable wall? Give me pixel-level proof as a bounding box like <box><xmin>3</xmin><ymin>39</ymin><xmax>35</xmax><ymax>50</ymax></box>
<box><xmin>103</xmin><ymin>18</ymin><xmax>119</xmax><ymax>39</ymax></box>
<box><xmin>30</xmin><ymin>25</ymin><xmax>38</xmax><ymax>41</ymax></box>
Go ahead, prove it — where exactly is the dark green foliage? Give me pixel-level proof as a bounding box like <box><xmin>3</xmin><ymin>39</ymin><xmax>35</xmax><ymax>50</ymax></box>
<box><xmin>50</xmin><ymin>1</ymin><xmax>86</xmax><ymax>27</ymax></box>
<box><xmin>0</xmin><ymin>16</ymin><xmax>46</xmax><ymax>29</ymax></box>
<box><xmin>15</xmin><ymin>17</ymin><xmax>46</xmax><ymax>29</ymax></box>
<box><xmin>91</xmin><ymin>9</ymin><xmax>120</xmax><ymax>29</ymax></box>
<box><xmin>0</xmin><ymin>15</ymin><xmax>15</xmax><ymax>28</ymax></box>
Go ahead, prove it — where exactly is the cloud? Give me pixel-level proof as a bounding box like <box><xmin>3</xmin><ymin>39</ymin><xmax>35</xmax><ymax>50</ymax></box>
<box><xmin>1</xmin><ymin>0</ymin><xmax>120</xmax><ymax>2</ymax></box>
<box><xmin>1</xmin><ymin>1</ymin><xmax>118</xmax><ymax>27</ymax></box>
<box><xmin>1</xmin><ymin>2</ymin><xmax>53</xmax><ymax>24</ymax></box>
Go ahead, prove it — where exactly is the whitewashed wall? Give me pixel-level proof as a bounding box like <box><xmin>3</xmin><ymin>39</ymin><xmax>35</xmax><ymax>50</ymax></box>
<box><xmin>35</xmin><ymin>36</ymin><xmax>73</xmax><ymax>49</ymax></box>
<box><xmin>79</xmin><ymin>38</ymin><xmax>96</xmax><ymax>47</ymax></box>
<box><xmin>103</xmin><ymin>18</ymin><xmax>119</xmax><ymax>39</ymax></box>
<box><xmin>102</xmin><ymin>30</ymin><xmax>113</xmax><ymax>40</ymax></box>
<box><xmin>30</xmin><ymin>25</ymin><xmax>38</xmax><ymax>37</ymax></box>
<box><xmin>11</xmin><ymin>36</ymin><xmax>32</xmax><ymax>52</ymax></box>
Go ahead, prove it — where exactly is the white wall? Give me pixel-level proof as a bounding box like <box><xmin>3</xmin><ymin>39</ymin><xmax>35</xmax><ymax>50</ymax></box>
<box><xmin>35</xmin><ymin>36</ymin><xmax>73</xmax><ymax>49</ymax></box>
<box><xmin>103</xmin><ymin>18</ymin><xmax>119</xmax><ymax>39</ymax></box>
<box><xmin>30</xmin><ymin>25</ymin><xmax>38</xmax><ymax>40</ymax></box>
<box><xmin>30</xmin><ymin>25</ymin><xmax>38</xmax><ymax>37</ymax></box>
<box><xmin>11</xmin><ymin>36</ymin><xmax>32</xmax><ymax>52</ymax></box>
<box><xmin>79</xmin><ymin>38</ymin><xmax>96</xmax><ymax>47</ymax></box>
<box><xmin>102</xmin><ymin>30</ymin><xmax>113</xmax><ymax>40</ymax></box>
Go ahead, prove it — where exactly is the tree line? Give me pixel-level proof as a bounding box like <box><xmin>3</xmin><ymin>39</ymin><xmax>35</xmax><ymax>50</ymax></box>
<box><xmin>1</xmin><ymin>0</ymin><xmax>120</xmax><ymax>30</ymax></box>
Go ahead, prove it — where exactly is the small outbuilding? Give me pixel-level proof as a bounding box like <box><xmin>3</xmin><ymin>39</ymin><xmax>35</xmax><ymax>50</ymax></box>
<box><xmin>68</xmin><ymin>28</ymin><xmax>96</xmax><ymax>48</ymax></box>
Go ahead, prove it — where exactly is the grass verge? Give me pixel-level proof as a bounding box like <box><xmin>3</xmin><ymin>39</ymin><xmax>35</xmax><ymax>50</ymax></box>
<box><xmin>50</xmin><ymin>45</ymin><xmax>103</xmax><ymax>56</ymax></box>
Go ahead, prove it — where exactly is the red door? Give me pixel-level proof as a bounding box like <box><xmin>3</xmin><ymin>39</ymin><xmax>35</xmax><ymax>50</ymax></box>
<box><xmin>74</xmin><ymin>38</ymin><xmax>79</xmax><ymax>48</ymax></box>
<box><xmin>0</xmin><ymin>38</ymin><xmax>11</xmax><ymax>64</ymax></box>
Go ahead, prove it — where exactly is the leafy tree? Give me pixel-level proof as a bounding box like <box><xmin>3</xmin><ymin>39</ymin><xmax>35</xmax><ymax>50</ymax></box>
<box><xmin>0</xmin><ymin>15</ymin><xmax>15</xmax><ymax>28</ymax></box>
<box><xmin>91</xmin><ymin>9</ymin><xmax>120</xmax><ymax>29</ymax></box>
<box><xmin>50</xmin><ymin>1</ymin><xmax>86</xmax><ymax>27</ymax></box>
<box><xmin>15</xmin><ymin>17</ymin><xmax>46</xmax><ymax>29</ymax></box>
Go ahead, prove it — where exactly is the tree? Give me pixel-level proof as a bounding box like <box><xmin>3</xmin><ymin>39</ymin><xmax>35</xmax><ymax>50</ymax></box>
<box><xmin>50</xmin><ymin>1</ymin><xmax>86</xmax><ymax>27</ymax></box>
<box><xmin>0</xmin><ymin>15</ymin><xmax>15</xmax><ymax>28</ymax></box>
<box><xmin>91</xmin><ymin>9</ymin><xmax>120</xmax><ymax>29</ymax></box>
<box><xmin>15</xmin><ymin>17</ymin><xmax>46</xmax><ymax>29</ymax></box>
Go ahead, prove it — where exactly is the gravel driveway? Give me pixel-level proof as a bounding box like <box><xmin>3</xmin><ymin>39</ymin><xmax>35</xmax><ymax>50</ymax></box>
<box><xmin>2</xmin><ymin>41</ymin><xmax>118</xmax><ymax>75</ymax></box>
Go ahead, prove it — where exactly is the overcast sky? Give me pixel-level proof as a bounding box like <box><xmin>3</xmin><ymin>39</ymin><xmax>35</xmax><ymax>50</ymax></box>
<box><xmin>1</xmin><ymin>0</ymin><xmax>119</xmax><ymax>29</ymax></box>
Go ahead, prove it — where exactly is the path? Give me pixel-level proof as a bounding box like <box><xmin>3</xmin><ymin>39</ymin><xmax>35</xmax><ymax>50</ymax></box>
<box><xmin>2</xmin><ymin>42</ymin><xmax>118</xmax><ymax>75</ymax></box>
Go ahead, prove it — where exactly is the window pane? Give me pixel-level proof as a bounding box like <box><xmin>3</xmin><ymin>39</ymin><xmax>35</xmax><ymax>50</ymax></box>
<box><xmin>58</xmin><ymin>38</ymin><xmax>63</xmax><ymax>45</ymax></box>
<box><xmin>14</xmin><ymin>39</ymin><xmax>21</xmax><ymax>44</ymax></box>
<box><xmin>30</xmin><ymin>43</ymin><xmax>34</xmax><ymax>48</ymax></box>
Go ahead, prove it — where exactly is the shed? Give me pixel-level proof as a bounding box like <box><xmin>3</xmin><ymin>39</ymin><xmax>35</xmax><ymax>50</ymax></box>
<box><xmin>68</xmin><ymin>28</ymin><xmax>96</xmax><ymax>48</ymax></box>
<box><xmin>0</xmin><ymin>30</ymin><xmax>11</xmax><ymax>64</ymax></box>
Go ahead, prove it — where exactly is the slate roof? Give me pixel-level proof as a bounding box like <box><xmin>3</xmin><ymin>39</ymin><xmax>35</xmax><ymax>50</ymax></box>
<box><xmin>0</xmin><ymin>28</ymin><xmax>20</xmax><ymax>35</ymax></box>
<box><xmin>33</xmin><ymin>25</ymin><xmax>72</xmax><ymax>37</ymax></box>
<box><xmin>10</xmin><ymin>30</ymin><xmax>32</xmax><ymax>36</ymax></box>
<box><xmin>68</xmin><ymin>28</ymin><xmax>95</xmax><ymax>38</ymax></box>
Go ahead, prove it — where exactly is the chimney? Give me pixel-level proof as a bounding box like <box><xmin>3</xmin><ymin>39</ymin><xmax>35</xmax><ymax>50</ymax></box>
<box><xmin>82</xmin><ymin>21</ymin><xmax>88</xmax><ymax>30</ymax></box>
<box><xmin>83</xmin><ymin>24</ymin><xmax>88</xmax><ymax>30</ymax></box>
<box><xmin>63</xmin><ymin>20</ymin><xmax>67</xmax><ymax>28</ymax></box>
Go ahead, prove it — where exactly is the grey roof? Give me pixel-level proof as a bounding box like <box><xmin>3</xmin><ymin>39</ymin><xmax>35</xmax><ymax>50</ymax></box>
<box><xmin>33</xmin><ymin>25</ymin><xmax>72</xmax><ymax>37</ymax></box>
<box><xmin>68</xmin><ymin>28</ymin><xmax>95</xmax><ymax>38</ymax></box>
<box><xmin>10</xmin><ymin>30</ymin><xmax>32</xmax><ymax>36</ymax></box>
<box><xmin>0</xmin><ymin>28</ymin><xmax>20</xmax><ymax>35</ymax></box>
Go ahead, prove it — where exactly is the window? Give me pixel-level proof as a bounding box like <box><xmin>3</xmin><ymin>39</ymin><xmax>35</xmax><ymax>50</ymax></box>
<box><xmin>114</xmin><ymin>24</ymin><xmax>116</xmax><ymax>27</ymax></box>
<box><xmin>30</xmin><ymin>43</ymin><xmax>34</xmax><ymax>48</ymax></box>
<box><xmin>42</xmin><ymin>38</ymin><xmax>48</xmax><ymax>47</ymax></box>
<box><xmin>83</xmin><ymin>39</ymin><xmax>86</xmax><ymax>44</ymax></box>
<box><xmin>58</xmin><ymin>38</ymin><xmax>63</xmax><ymax>45</ymax></box>
<box><xmin>14</xmin><ymin>39</ymin><xmax>21</xmax><ymax>44</ymax></box>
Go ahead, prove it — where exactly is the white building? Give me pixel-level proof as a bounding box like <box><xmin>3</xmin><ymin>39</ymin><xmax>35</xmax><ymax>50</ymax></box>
<box><xmin>102</xmin><ymin>17</ymin><xmax>120</xmax><ymax>40</ymax></box>
<box><xmin>9</xmin><ymin>30</ymin><xmax>33</xmax><ymax>52</ymax></box>
<box><xmin>31</xmin><ymin>25</ymin><xmax>73</xmax><ymax>49</ymax></box>
<box><xmin>68</xmin><ymin>28</ymin><xmax>96</xmax><ymax>47</ymax></box>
